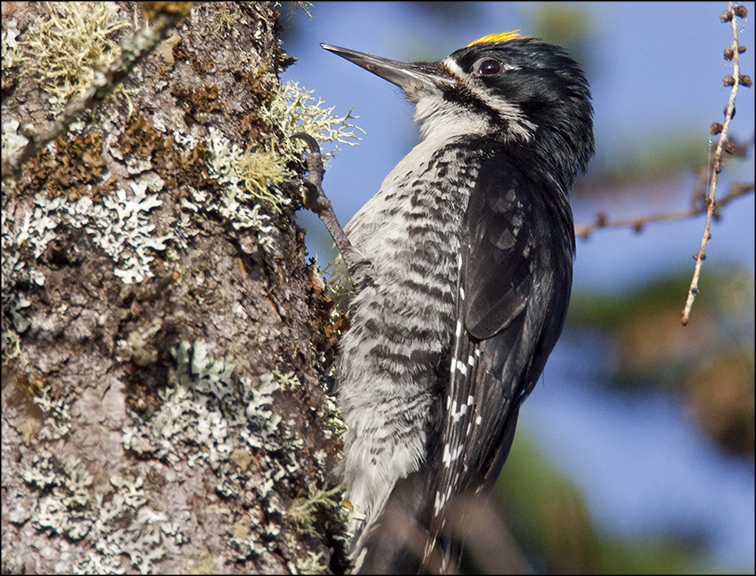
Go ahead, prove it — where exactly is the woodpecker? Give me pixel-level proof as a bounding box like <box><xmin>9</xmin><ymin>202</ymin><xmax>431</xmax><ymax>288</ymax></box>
<box><xmin>314</xmin><ymin>32</ymin><xmax>594</xmax><ymax>574</ymax></box>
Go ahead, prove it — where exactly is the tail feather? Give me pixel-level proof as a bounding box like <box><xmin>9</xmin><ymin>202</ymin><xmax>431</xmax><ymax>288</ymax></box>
<box><xmin>350</xmin><ymin>471</ymin><xmax>433</xmax><ymax>574</ymax></box>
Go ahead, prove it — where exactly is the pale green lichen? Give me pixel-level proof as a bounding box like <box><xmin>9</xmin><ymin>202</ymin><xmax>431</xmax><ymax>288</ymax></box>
<box><xmin>80</xmin><ymin>473</ymin><xmax>185</xmax><ymax>574</ymax></box>
<box><xmin>10</xmin><ymin>182</ymin><xmax>171</xmax><ymax>284</ymax></box>
<box><xmin>262</xmin><ymin>80</ymin><xmax>364</xmax><ymax>166</ymax></box>
<box><xmin>32</xmin><ymin>384</ymin><xmax>73</xmax><ymax>440</ymax></box>
<box><xmin>237</xmin><ymin>149</ymin><xmax>292</xmax><ymax>213</ymax></box>
<box><xmin>273</xmin><ymin>1</ymin><xmax>315</xmax><ymax>19</ymax></box>
<box><xmin>324</xmin><ymin>255</ymin><xmax>353</xmax><ymax>304</ymax></box>
<box><xmin>296</xmin><ymin>551</ymin><xmax>327</xmax><ymax>574</ymax></box>
<box><xmin>288</xmin><ymin>485</ymin><xmax>342</xmax><ymax>537</ymax></box>
<box><xmin>181</xmin><ymin>127</ymin><xmax>277</xmax><ymax>241</ymax></box>
<box><xmin>121</xmin><ymin>339</ymin><xmax>300</xmax><ymax>476</ymax></box>
<box><xmin>23</xmin><ymin>448</ymin><xmax>95</xmax><ymax>539</ymax></box>
<box><xmin>21</xmin><ymin>448</ymin><xmax>183</xmax><ymax>574</ymax></box>
<box><xmin>273</xmin><ymin>369</ymin><xmax>301</xmax><ymax>390</ymax></box>
<box><xmin>2</xmin><ymin>178</ymin><xmax>171</xmax><ymax>363</ymax></box>
<box><xmin>226</xmin><ymin>529</ymin><xmax>265</xmax><ymax>561</ymax></box>
<box><xmin>216</xmin><ymin>6</ymin><xmax>240</xmax><ymax>31</ymax></box>
<box><xmin>18</xmin><ymin>2</ymin><xmax>130</xmax><ymax>109</ymax></box>
<box><xmin>184</xmin><ymin>81</ymin><xmax>363</xmax><ymax>225</ymax></box>
<box><xmin>73</xmin><ymin>551</ymin><xmax>125</xmax><ymax>575</ymax></box>
<box><xmin>1</xmin><ymin>118</ymin><xmax>28</xmax><ymax>162</ymax></box>
<box><xmin>1</xmin><ymin>123</ymin><xmax>31</xmax><ymax>353</ymax></box>
<box><xmin>240</xmin><ymin>371</ymin><xmax>283</xmax><ymax>452</ymax></box>
<box><xmin>122</xmin><ymin>339</ymin><xmax>237</xmax><ymax>465</ymax></box>
<box><xmin>121</xmin><ymin>339</ymin><xmax>342</xmax><ymax>563</ymax></box>
<box><xmin>1</xmin><ymin>248</ymin><xmax>36</xmax><ymax>337</ymax></box>
<box><xmin>1</xmin><ymin>18</ymin><xmax>24</xmax><ymax>70</ymax></box>
<box><xmin>91</xmin><ymin>183</ymin><xmax>172</xmax><ymax>283</ymax></box>
<box><xmin>322</xmin><ymin>390</ymin><xmax>347</xmax><ymax>442</ymax></box>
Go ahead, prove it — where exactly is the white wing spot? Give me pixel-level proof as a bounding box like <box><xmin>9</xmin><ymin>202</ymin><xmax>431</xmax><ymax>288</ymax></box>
<box><xmin>435</xmin><ymin>488</ymin><xmax>449</xmax><ymax>516</ymax></box>
<box><xmin>451</xmin><ymin>407</ymin><xmax>461</xmax><ymax>423</ymax></box>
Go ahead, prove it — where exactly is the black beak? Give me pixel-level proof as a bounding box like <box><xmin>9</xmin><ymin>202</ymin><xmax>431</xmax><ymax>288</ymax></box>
<box><xmin>321</xmin><ymin>43</ymin><xmax>453</xmax><ymax>97</ymax></box>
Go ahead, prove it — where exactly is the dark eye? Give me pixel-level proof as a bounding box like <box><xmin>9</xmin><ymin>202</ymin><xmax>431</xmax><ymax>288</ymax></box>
<box><xmin>477</xmin><ymin>59</ymin><xmax>502</xmax><ymax>75</ymax></box>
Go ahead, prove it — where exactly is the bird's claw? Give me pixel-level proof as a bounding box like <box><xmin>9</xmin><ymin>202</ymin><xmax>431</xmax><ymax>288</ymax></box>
<box><xmin>290</xmin><ymin>133</ymin><xmax>364</xmax><ymax>272</ymax></box>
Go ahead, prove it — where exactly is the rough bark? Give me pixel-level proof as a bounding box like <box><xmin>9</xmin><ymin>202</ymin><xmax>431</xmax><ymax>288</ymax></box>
<box><xmin>2</xmin><ymin>3</ymin><xmax>346</xmax><ymax>573</ymax></box>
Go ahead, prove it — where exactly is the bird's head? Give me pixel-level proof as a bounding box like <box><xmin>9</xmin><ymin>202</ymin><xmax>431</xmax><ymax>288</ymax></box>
<box><xmin>323</xmin><ymin>32</ymin><xmax>594</xmax><ymax>191</ymax></box>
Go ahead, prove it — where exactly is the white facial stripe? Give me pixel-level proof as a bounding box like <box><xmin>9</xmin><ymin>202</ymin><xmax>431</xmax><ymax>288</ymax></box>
<box><xmin>443</xmin><ymin>57</ymin><xmax>537</xmax><ymax>141</ymax></box>
<box><xmin>413</xmin><ymin>92</ymin><xmax>491</xmax><ymax>143</ymax></box>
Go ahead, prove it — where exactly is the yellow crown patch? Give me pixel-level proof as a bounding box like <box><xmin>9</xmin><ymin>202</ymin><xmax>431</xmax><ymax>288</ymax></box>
<box><xmin>465</xmin><ymin>31</ymin><xmax>523</xmax><ymax>47</ymax></box>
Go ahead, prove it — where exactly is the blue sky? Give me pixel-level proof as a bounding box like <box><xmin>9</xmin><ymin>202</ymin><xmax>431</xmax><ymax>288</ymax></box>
<box><xmin>280</xmin><ymin>2</ymin><xmax>755</xmax><ymax>570</ymax></box>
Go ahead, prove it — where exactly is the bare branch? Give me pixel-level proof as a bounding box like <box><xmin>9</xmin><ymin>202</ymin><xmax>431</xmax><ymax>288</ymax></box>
<box><xmin>682</xmin><ymin>1</ymin><xmax>750</xmax><ymax>325</ymax></box>
<box><xmin>574</xmin><ymin>175</ymin><xmax>754</xmax><ymax>239</ymax></box>
<box><xmin>574</xmin><ymin>4</ymin><xmax>753</xmax><ymax>326</ymax></box>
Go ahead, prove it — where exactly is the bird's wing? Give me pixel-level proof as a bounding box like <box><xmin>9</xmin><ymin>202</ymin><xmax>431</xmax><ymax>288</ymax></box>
<box><xmin>425</xmin><ymin>155</ymin><xmax>572</xmax><ymax>571</ymax></box>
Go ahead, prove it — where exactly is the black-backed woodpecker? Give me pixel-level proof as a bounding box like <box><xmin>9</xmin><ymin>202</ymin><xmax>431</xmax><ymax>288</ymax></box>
<box><xmin>318</xmin><ymin>31</ymin><xmax>594</xmax><ymax>574</ymax></box>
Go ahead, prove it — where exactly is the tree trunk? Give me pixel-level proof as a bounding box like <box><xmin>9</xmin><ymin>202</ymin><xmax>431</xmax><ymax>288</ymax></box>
<box><xmin>2</xmin><ymin>2</ymin><xmax>346</xmax><ymax>573</ymax></box>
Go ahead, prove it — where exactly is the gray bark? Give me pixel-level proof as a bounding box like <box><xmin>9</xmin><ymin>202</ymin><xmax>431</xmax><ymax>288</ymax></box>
<box><xmin>2</xmin><ymin>3</ymin><xmax>345</xmax><ymax>573</ymax></box>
